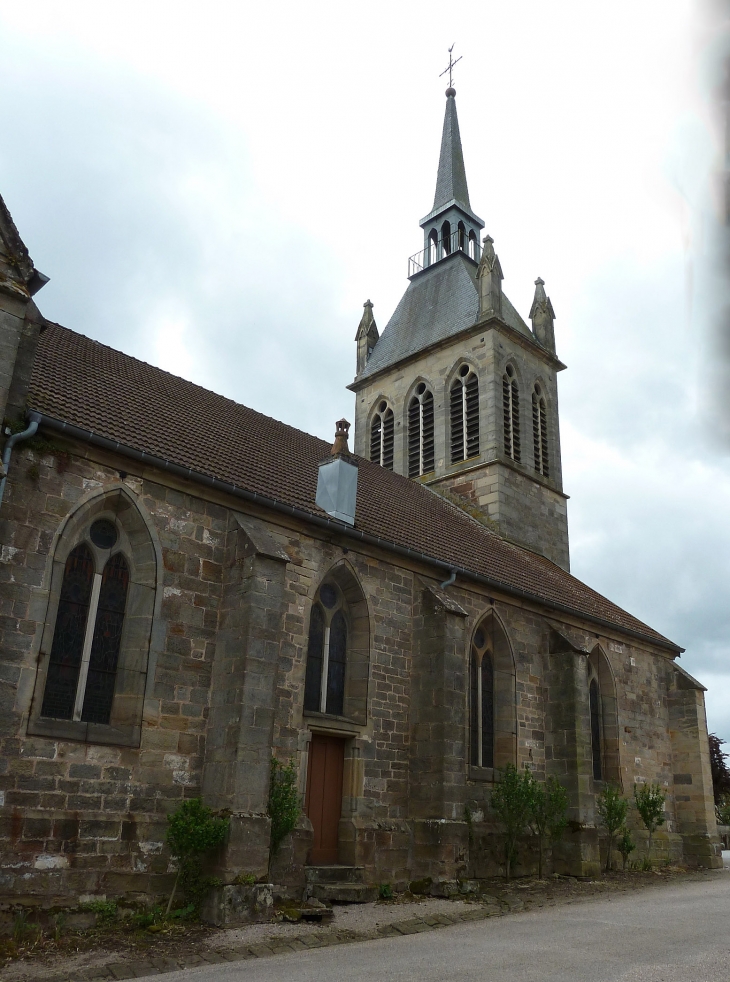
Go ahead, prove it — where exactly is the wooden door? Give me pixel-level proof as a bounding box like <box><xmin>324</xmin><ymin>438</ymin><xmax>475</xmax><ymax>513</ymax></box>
<box><xmin>305</xmin><ymin>734</ymin><xmax>345</xmax><ymax>864</ymax></box>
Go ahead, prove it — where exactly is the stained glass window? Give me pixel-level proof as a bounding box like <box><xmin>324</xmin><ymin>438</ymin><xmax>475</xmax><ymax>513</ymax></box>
<box><xmin>304</xmin><ymin>582</ymin><xmax>348</xmax><ymax>717</ymax></box>
<box><xmin>81</xmin><ymin>553</ymin><xmax>129</xmax><ymax>725</ymax></box>
<box><xmin>590</xmin><ymin>679</ymin><xmax>602</xmax><ymax>781</ymax></box>
<box><xmin>470</xmin><ymin>625</ymin><xmax>494</xmax><ymax>768</ymax></box>
<box><xmin>304</xmin><ymin>603</ymin><xmax>325</xmax><ymax>712</ymax></box>
<box><xmin>326</xmin><ymin>610</ymin><xmax>347</xmax><ymax>715</ymax></box>
<box><xmin>41</xmin><ymin>544</ymin><xmax>94</xmax><ymax>720</ymax></box>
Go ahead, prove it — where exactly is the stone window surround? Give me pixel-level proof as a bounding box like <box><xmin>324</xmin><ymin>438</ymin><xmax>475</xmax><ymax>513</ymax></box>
<box><xmin>467</xmin><ymin>611</ymin><xmax>517</xmax><ymax>781</ymax></box>
<box><xmin>26</xmin><ymin>485</ymin><xmax>161</xmax><ymax>748</ymax></box>
<box><xmin>302</xmin><ymin>561</ymin><xmax>371</xmax><ymax>728</ymax></box>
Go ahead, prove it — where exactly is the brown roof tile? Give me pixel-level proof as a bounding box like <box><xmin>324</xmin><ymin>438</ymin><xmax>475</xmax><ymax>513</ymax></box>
<box><xmin>27</xmin><ymin>323</ymin><xmax>677</xmax><ymax>649</ymax></box>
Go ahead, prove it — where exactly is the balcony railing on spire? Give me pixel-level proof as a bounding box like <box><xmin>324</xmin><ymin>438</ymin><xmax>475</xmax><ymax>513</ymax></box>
<box><xmin>408</xmin><ymin>228</ymin><xmax>480</xmax><ymax>278</ymax></box>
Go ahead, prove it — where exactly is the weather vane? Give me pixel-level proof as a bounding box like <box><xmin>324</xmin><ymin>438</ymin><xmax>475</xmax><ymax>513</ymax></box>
<box><xmin>439</xmin><ymin>44</ymin><xmax>462</xmax><ymax>89</ymax></box>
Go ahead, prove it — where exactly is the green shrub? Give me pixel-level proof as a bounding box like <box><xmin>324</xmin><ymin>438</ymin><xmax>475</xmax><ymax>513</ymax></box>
<box><xmin>634</xmin><ymin>783</ymin><xmax>666</xmax><ymax>863</ymax></box>
<box><xmin>597</xmin><ymin>784</ymin><xmax>628</xmax><ymax>872</ymax></box>
<box><xmin>378</xmin><ymin>883</ymin><xmax>394</xmax><ymax>900</ymax></box>
<box><xmin>617</xmin><ymin>828</ymin><xmax>636</xmax><ymax>871</ymax></box>
<box><xmin>81</xmin><ymin>899</ymin><xmax>118</xmax><ymax>926</ymax></box>
<box><xmin>490</xmin><ymin>764</ymin><xmax>534</xmax><ymax>880</ymax></box>
<box><xmin>268</xmin><ymin>757</ymin><xmax>301</xmax><ymax>857</ymax></box>
<box><xmin>527</xmin><ymin>775</ymin><xmax>568</xmax><ymax>879</ymax></box>
<box><xmin>165</xmin><ymin>798</ymin><xmax>228</xmax><ymax>916</ymax></box>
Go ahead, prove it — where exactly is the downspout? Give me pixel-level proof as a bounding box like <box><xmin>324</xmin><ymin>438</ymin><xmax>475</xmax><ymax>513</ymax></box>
<box><xmin>440</xmin><ymin>569</ymin><xmax>457</xmax><ymax>590</ymax></box>
<box><xmin>0</xmin><ymin>419</ymin><xmax>39</xmax><ymax>511</ymax></box>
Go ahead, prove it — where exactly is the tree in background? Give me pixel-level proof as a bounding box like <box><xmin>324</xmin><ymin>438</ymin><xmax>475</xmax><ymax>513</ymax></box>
<box><xmin>596</xmin><ymin>784</ymin><xmax>628</xmax><ymax>872</ymax></box>
<box><xmin>709</xmin><ymin>734</ymin><xmax>730</xmax><ymax>805</ymax></box>
<box><xmin>527</xmin><ymin>776</ymin><xmax>568</xmax><ymax>880</ymax></box>
<box><xmin>634</xmin><ymin>783</ymin><xmax>666</xmax><ymax>865</ymax></box>
<box><xmin>490</xmin><ymin>764</ymin><xmax>533</xmax><ymax>880</ymax></box>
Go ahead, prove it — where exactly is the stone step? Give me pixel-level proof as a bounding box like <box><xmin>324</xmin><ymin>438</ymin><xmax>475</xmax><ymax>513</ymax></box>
<box><xmin>307</xmin><ymin>881</ymin><xmax>379</xmax><ymax>904</ymax></box>
<box><xmin>305</xmin><ymin>865</ymin><xmax>366</xmax><ymax>885</ymax></box>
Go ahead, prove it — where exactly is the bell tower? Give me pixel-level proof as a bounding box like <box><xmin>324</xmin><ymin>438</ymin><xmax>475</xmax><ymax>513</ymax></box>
<box><xmin>349</xmin><ymin>86</ymin><xmax>570</xmax><ymax>571</ymax></box>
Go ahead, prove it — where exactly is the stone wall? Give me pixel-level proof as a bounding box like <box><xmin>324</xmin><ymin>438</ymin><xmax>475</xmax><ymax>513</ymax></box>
<box><xmin>0</xmin><ymin>435</ymin><xmax>720</xmax><ymax>910</ymax></box>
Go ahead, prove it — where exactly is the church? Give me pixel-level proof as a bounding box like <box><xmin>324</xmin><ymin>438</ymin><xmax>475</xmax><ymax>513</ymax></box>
<box><xmin>0</xmin><ymin>84</ymin><xmax>721</xmax><ymax>921</ymax></box>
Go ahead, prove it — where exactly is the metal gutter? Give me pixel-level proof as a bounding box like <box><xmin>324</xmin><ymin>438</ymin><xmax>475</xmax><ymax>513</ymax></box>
<box><xmin>27</xmin><ymin>410</ymin><xmax>684</xmax><ymax>655</ymax></box>
<box><xmin>0</xmin><ymin>419</ymin><xmax>39</xmax><ymax>509</ymax></box>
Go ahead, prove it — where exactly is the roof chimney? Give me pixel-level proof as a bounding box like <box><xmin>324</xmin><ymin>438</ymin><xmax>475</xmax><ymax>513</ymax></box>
<box><xmin>316</xmin><ymin>420</ymin><xmax>359</xmax><ymax>526</ymax></box>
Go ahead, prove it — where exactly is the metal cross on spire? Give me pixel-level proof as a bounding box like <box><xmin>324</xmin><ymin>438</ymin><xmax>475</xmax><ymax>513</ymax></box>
<box><xmin>439</xmin><ymin>44</ymin><xmax>462</xmax><ymax>90</ymax></box>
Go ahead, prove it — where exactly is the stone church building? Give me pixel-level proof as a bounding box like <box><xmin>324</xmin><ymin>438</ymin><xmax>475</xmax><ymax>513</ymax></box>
<box><xmin>0</xmin><ymin>87</ymin><xmax>721</xmax><ymax>915</ymax></box>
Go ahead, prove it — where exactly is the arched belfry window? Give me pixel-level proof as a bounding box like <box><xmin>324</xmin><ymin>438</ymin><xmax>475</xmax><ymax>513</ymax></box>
<box><xmin>502</xmin><ymin>365</ymin><xmax>521</xmax><ymax>462</ymax></box>
<box><xmin>532</xmin><ymin>384</ymin><xmax>549</xmax><ymax>477</ymax></box>
<box><xmin>408</xmin><ymin>383</ymin><xmax>435</xmax><ymax>477</ymax></box>
<box><xmin>441</xmin><ymin>220</ymin><xmax>452</xmax><ymax>256</ymax></box>
<box><xmin>304</xmin><ymin>581</ymin><xmax>348</xmax><ymax>716</ymax></box>
<box><xmin>458</xmin><ymin>221</ymin><xmax>466</xmax><ymax>252</ymax></box>
<box><xmin>370</xmin><ymin>401</ymin><xmax>394</xmax><ymax>470</ymax></box>
<box><xmin>589</xmin><ymin>677</ymin><xmax>602</xmax><ymax>781</ymax></box>
<box><xmin>41</xmin><ymin>524</ymin><xmax>130</xmax><ymax>726</ymax></box>
<box><xmin>450</xmin><ymin>365</ymin><xmax>479</xmax><ymax>463</ymax></box>
<box><xmin>470</xmin><ymin>626</ymin><xmax>494</xmax><ymax>768</ymax></box>
<box><xmin>30</xmin><ymin>488</ymin><xmax>158</xmax><ymax>747</ymax></box>
<box><xmin>428</xmin><ymin>229</ymin><xmax>438</xmax><ymax>265</ymax></box>
<box><xmin>468</xmin><ymin>230</ymin><xmax>477</xmax><ymax>260</ymax></box>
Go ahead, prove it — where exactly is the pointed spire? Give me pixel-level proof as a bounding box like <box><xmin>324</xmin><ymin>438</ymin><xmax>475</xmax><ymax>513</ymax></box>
<box><xmin>529</xmin><ymin>277</ymin><xmax>556</xmax><ymax>353</ymax></box>
<box><xmin>477</xmin><ymin>235</ymin><xmax>503</xmax><ymax>320</ymax></box>
<box><xmin>432</xmin><ymin>89</ymin><xmax>471</xmax><ymax>213</ymax></box>
<box><xmin>355</xmin><ymin>300</ymin><xmax>379</xmax><ymax>374</ymax></box>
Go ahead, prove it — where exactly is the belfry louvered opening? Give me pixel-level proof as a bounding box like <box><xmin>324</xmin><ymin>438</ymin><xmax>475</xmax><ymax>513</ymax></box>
<box><xmin>408</xmin><ymin>383</ymin><xmax>435</xmax><ymax>478</ymax></box>
<box><xmin>369</xmin><ymin>401</ymin><xmax>394</xmax><ymax>470</ymax></box>
<box><xmin>450</xmin><ymin>365</ymin><xmax>480</xmax><ymax>464</ymax></box>
<box><xmin>532</xmin><ymin>384</ymin><xmax>549</xmax><ymax>477</ymax></box>
<box><xmin>502</xmin><ymin>365</ymin><xmax>521</xmax><ymax>462</ymax></box>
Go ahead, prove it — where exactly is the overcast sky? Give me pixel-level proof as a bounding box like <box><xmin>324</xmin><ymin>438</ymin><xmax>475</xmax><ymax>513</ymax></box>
<box><xmin>1</xmin><ymin>2</ymin><xmax>729</xmax><ymax>740</ymax></box>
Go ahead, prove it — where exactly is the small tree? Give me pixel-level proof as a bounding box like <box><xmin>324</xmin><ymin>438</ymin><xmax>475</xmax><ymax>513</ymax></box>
<box><xmin>596</xmin><ymin>784</ymin><xmax>628</xmax><ymax>872</ymax></box>
<box><xmin>617</xmin><ymin>828</ymin><xmax>636</xmax><ymax>871</ymax></box>
<box><xmin>165</xmin><ymin>798</ymin><xmax>228</xmax><ymax>917</ymax></box>
<box><xmin>490</xmin><ymin>764</ymin><xmax>534</xmax><ymax>880</ymax></box>
<box><xmin>709</xmin><ymin>734</ymin><xmax>730</xmax><ymax>805</ymax></box>
<box><xmin>268</xmin><ymin>757</ymin><xmax>301</xmax><ymax>858</ymax></box>
<box><xmin>634</xmin><ymin>783</ymin><xmax>666</xmax><ymax>864</ymax></box>
<box><xmin>528</xmin><ymin>776</ymin><xmax>568</xmax><ymax>879</ymax></box>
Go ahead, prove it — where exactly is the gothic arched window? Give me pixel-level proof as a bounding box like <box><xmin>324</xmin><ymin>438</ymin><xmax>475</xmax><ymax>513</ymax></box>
<box><xmin>532</xmin><ymin>383</ymin><xmax>549</xmax><ymax>477</ymax></box>
<box><xmin>589</xmin><ymin>677</ymin><xmax>602</xmax><ymax>781</ymax></box>
<box><xmin>450</xmin><ymin>365</ymin><xmax>479</xmax><ymax>463</ymax></box>
<box><xmin>408</xmin><ymin>384</ymin><xmax>435</xmax><ymax>478</ymax></box>
<box><xmin>457</xmin><ymin>221</ymin><xmax>466</xmax><ymax>252</ymax></box>
<box><xmin>40</xmin><ymin>523</ymin><xmax>130</xmax><ymax>726</ymax></box>
<box><xmin>304</xmin><ymin>581</ymin><xmax>348</xmax><ymax>716</ymax></box>
<box><xmin>468</xmin><ymin>230</ymin><xmax>477</xmax><ymax>260</ymax></box>
<box><xmin>428</xmin><ymin>229</ymin><xmax>438</xmax><ymax>265</ymax></box>
<box><xmin>441</xmin><ymin>220</ymin><xmax>452</xmax><ymax>256</ymax></box>
<box><xmin>502</xmin><ymin>365</ymin><xmax>521</xmax><ymax>462</ymax></box>
<box><xmin>370</xmin><ymin>401</ymin><xmax>394</xmax><ymax>470</ymax></box>
<box><xmin>470</xmin><ymin>626</ymin><xmax>494</xmax><ymax>768</ymax></box>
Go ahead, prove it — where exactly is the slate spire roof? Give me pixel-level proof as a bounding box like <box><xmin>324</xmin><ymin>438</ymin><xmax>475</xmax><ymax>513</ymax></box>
<box><xmin>432</xmin><ymin>89</ymin><xmax>471</xmax><ymax>214</ymax></box>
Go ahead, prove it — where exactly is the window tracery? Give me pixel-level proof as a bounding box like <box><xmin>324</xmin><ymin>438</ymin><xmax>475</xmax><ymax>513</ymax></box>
<box><xmin>408</xmin><ymin>384</ymin><xmax>435</xmax><ymax>477</ymax></box>
<box><xmin>450</xmin><ymin>364</ymin><xmax>479</xmax><ymax>463</ymax></box>
<box><xmin>502</xmin><ymin>365</ymin><xmax>521</xmax><ymax>462</ymax></box>
<box><xmin>40</xmin><ymin>529</ymin><xmax>130</xmax><ymax>727</ymax></box>
<box><xmin>370</xmin><ymin>401</ymin><xmax>394</xmax><ymax>470</ymax></box>
<box><xmin>532</xmin><ymin>383</ymin><xmax>549</xmax><ymax>477</ymax></box>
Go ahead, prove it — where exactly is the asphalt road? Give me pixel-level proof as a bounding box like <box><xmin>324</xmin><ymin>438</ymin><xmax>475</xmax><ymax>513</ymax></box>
<box><xmin>144</xmin><ymin>869</ymin><xmax>730</xmax><ymax>982</ymax></box>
